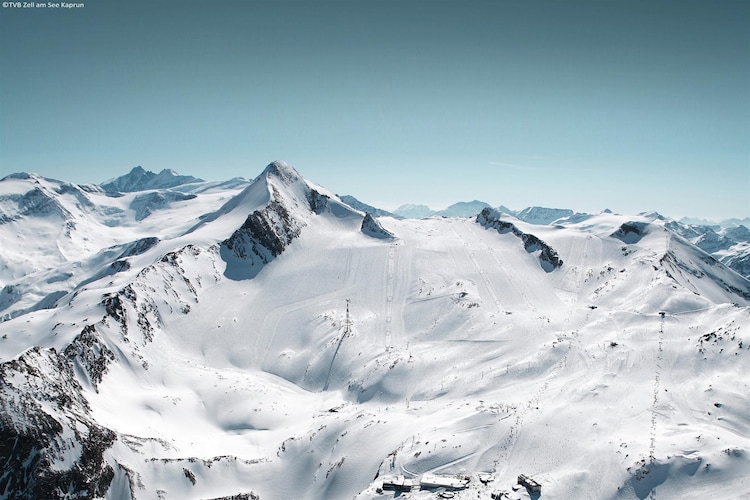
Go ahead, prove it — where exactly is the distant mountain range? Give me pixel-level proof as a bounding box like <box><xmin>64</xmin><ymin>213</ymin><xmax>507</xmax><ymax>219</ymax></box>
<box><xmin>101</xmin><ymin>166</ymin><xmax>204</xmax><ymax>193</ymax></box>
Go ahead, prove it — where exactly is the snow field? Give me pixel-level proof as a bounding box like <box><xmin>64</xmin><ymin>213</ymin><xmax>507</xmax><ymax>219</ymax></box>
<box><xmin>2</xmin><ymin>166</ymin><xmax>749</xmax><ymax>499</ymax></box>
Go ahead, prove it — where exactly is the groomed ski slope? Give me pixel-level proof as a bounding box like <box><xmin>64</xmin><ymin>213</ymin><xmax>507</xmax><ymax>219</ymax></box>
<box><xmin>1</xmin><ymin>163</ymin><xmax>748</xmax><ymax>499</ymax></box>
<box><xmin>91</xmin><ymin>212</ymin><xmax>750</xmax><ymax>498</ymax></box>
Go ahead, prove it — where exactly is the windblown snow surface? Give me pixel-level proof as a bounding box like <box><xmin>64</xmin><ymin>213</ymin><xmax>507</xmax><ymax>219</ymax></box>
<box><xmin>1</xmin><ymin>162</ymin><xmax>749</xmax><ymax>500</ymax></box>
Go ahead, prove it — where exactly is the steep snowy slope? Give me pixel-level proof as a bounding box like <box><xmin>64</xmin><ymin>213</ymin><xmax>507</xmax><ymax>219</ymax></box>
<box><xmin>666</xmin><ymin>221</ymin><xmax>750</xmax><ymax>279</ymax></box>
<box><xmin>1</xmin><ymin>162</ymin><xmax>749</xmax><ymax>500</ymax></box>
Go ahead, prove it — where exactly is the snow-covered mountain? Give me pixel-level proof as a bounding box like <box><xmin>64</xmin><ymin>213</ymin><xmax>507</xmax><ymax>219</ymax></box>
<box><xmin>393</xmin><ymin>203</ymin><xmax>436</xmax><ymax>219</ymax></box>
<box><xmin>437</xmin><ymin>200</ymin><xmax>492</xmax><ymax>217</ymax></box>
<box><xmin>666</xmin><ymin>221</ymin><xmax>750</xmax><ymax>280</ymax></box>
<box><xmin>394</xmin><ymin>200</ymin><xmax>492</xmax><ymax>219</ymax></box>
<box><xmin>338</xmin><ymin>195</ymin><xmax>401</xmax><ymax>219</ymax></box>
<box><xmin>680</xmin><ymin>216</ymin><xmax>750</xmax><ymax>229</ymax></box>
<box><xmin>514</xmin><ymin>206</ymin><xmax>574</xmax><ymax>225</ymax></box>
<box><xmin>1</xmin><ymin>162</ymin><xmax>749</xmax><ymax>499</ymax></box>
<box><xmin>101</xmin><ymin>166</ymin><xmax>204</xmax><ymax>193</ymax></box>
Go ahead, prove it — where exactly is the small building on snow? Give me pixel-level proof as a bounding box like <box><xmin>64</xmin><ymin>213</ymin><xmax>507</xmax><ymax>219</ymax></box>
<box><xmin>382</xmin><ymin>475</ymin><xmax>412</xmax><ymax>491</ymax></box>
<box><xmin>518</xmin><ymin>474</ymin><xmax>542</xmax><ymax>492</ymax></box>
<box><xmin>420</xmin><ymin>473</ymin><xmax>470</xmax><ymax>490</ymax></box>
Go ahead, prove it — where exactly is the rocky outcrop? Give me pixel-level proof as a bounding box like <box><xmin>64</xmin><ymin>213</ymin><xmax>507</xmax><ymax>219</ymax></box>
<box><xmin>63</xmin><ymin>325</ymin><xmax>116</xmax><ymax>390</ymax></box>
<box><xmin>0</xmin><ymin>188</ymin><xmax>69</xmax><ymax>224</ymax></box>
<box><xmin>361</xmin><ymin>213</ymin><xmax>395</xmax><ymax>239</ymax></box>
<box><xmin>117</xmin><ymin>237</ymin><xmax>160</xmax><ymax>260</ymax></box>
<box><xmin>666</xmin><ymin>222</ymin><xmax>750</xmax><ymax>279</ymax></box>
<box><xmin>307</xmin><ymin>189</ymin><xmax>331</xmax><ymax>214</ymax></box>
<box><xmin>722</xmin><ymin>249</ymin><xmax>750</xmax><ymax>280</ymax></box>
<box><xmin>223</xmin><ymin>199</ymin><xmax>304</xmax><ymax>264</ymax></box>
<box><xmin>477</xmin><ymin>208</ymin><xmax>563</xmax><ymax>271</ymax></box>
<box><xmin>130</xmin><ymin>191</ymin><xmax>197</xmax><ymax>221</ymax></box>
<box><xmin>611</xmin><ymin>221</ymin><xmax>649</xmax><ymax>244</ymax></box>
<box><xmin>0</xmin><ymin>348</ymin><xmax>117</xmax><ymax>499</ymax></box>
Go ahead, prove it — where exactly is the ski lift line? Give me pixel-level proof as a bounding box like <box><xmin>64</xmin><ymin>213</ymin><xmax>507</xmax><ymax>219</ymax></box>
<box><xmin>255</xmin><ymin>282</ymin><xmax>360</xmax><ymax>369</ymax></box>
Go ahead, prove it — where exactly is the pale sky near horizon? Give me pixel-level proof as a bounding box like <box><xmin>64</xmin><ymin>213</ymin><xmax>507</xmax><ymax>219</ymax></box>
<box><xmin>1</xmin><ymin>0</ymin><xmax>748</xmax><ymax>219</ymax></box>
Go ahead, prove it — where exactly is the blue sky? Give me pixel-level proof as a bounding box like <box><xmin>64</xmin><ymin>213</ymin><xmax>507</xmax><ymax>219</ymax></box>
<box><xmin>1</xmin><ymin>0</ymin><xmax>748</xmax><ymax>219</ymax></box>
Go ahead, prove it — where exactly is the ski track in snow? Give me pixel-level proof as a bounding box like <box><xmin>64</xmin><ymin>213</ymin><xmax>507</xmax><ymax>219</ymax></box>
<box><xmin>465</xmin><ymin>219</ymin><xmax>541</xmax><ymax>313</ymax></box>
<box><xmin>448</xmin><ymin>221</ymin><xmax>503</xmax><ymax>314</ymax></box>
<box><xmin>385</xmin><ymin>243</ymin><xmax>395</xmax><ymax>351</ymax></box>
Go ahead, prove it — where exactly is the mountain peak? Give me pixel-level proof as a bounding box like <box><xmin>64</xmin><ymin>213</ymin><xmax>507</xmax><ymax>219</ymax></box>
<box><xmin>261</xmin><ymin>161</ymin><xmax>302</xmax><ymax>184</ymax></box>
<box><xmin>101</xmin><ymin>166</ymin><xmax>202</xmax><ymax>193</ymax></box>
<box><xmin>394</xmin><ymin>204</ymin><xmax>434</xmax><ymax>219</ymax></box>
<box><xmin>515</xmin><ymin>206</ymin><xmax>575</xmax><ymax>225</ymax></box>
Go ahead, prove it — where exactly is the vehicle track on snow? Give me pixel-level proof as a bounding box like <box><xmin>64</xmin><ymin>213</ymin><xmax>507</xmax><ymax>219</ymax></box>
<box><xmin>383</xmin><ymin>241</ymin><xmax>411</xmax><ymax>352</ymax></box>
<box><xmin>385</xmin><ymin>243</ymin><xmax>396</xmax><ymax>350</ymax></box>
<box><xmin>553</xmin><ymin>231</ymin><xmax>590</xmax><ymax>304</ymax></box>
<box><xmin>448</xmin><ymin>220</ymin><xmax>504</xmax><ymax>314</ymax></box>
<box><xmin>463</xmin><ymin>219</ymin><xmax>540</xmax><ymax>313</ymax></box>
<box><xmin>494</xmin><ymin>338</ymin><xmax>574</xmax><ymax>478</ymax></box>
<box><xmin>254</xmin><ymin>247</ymin><xmax>364</xmax><ymax>369</ymax></box>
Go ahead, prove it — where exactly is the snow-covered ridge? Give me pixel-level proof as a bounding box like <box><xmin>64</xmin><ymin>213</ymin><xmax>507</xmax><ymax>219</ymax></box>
<box><xmin>394</xmin><ymin>200</ymin><xmax>491</xmax><ymax>219</ymax></box>
<box><xmin>361</xmin><ymin>213</ymin><xmax>395</xmax><ymax>239</ymax></box>
<box><xmin>477</xmin><ymin>208</ymin><xmax>563</xmax><ymax>271</ymax></box>
<box><xmin>514</xmin><ymin>206</ymin><xmax>574</xmax><ymax>225</ymax></box>
<box><xmin>100</xmin><ymin>166</ymin><xmax>203</xmax><ymax>193</ymax></box>
<box><xmin>1</xmin><ymin>162</ymin><xmax>749</xmax><ymax>499</ymax></box>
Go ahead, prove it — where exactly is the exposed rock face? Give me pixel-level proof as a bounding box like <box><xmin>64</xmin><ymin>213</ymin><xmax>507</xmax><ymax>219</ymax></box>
<box><xmin>0</xmin><ymin>187</ymin><xmax>69</xmax><ymax>223</ymax></box>
<box><xmin>666</xmin><ymin>222</ymin><xmax>750</xmax><ymax>279</ymax></box>
<box><xmin>0</xmin><ymin>348</ymin><xmax>117</xmax><ymax>499</ymax></box>
<box><xmin>307</xmin><ymin>189</ymin><xmax>331</xmax><ymax>214</ymax></box>
<box><xmin>222</xmin><ymin>199</ymin><xmax>305</xmax><ymax>273</ymax></box>
<box><xmin>220</xmin><ymin>162</ymin><xmax>331</xmax><ymax>278</ymax></box>
<box><xmin>723</xmin><ymin>250</ymin><xmax>750</xmax><ymax>280</ymax></box>
<box><xmin>726</xmin><ymin>225</ymin><xmax>750</xmax><ymax>243</ymax></box>
<box><xmin>63</xmin><ymin>324</ymin><xmax>116</xmax><ymax>389</ymax></box>
<box><xmin>477</xmin><ymin>208</ymin><xmax>563</xmax><ymax>271</ymax></box>
<box><xmin>130</xmin><ymin>191</ymin><xmax>197</xmax><ymax>221</ymax></box>
<box><xmin>206</xmin><ymin>493</ymin><xmax>260</xmax><ymax>500</ymax></box>
<box><xmin>611</xmin><ymin>222</ymin><xmax>649</xmax><ymax>244</ymax></box>
<box><xmin>361</xmin><ymin>213</ymin><xmax>395</xmax><ymax>239</ymax></box>
<box><xmin>659</xmin><ymin>249</ymin><xmax>750</xmax><ymax>300</ymax></box>
<box><xmin>117</xmin><ymin>237</ymin><xmax>160</xmax><ymax>260</ymax></box>
<box><xmin>0</xmin><ymin>242</ymin><xmax>205</xmax><ymax>498</ymax></box>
